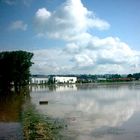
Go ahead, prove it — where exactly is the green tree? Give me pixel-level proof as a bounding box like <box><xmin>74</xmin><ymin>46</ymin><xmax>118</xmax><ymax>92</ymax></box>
<box><xmin>0</xmin><ymin>50</ymin><xmax>33</xmax><ymax>92</ymax></box>
<box><xmin>127</xmin><ymin>74</ymin><xmax>133</xmax><ymax>78</ymax></box>
<box><xmin>133</xmin><ymin>73</ymin><xmax>140</xmax><ymax>80</ymax></box>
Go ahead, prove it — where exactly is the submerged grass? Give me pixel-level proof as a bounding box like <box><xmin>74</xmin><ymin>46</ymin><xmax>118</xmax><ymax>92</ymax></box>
<box><xmin>22</xmin><ymin>101</ymin><xmax>65</xmax><ymax>140</ymax></box>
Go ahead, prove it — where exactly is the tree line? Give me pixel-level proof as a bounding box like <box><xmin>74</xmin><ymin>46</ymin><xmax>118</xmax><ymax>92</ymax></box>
<box><xmin>0</xmin><ymin>50</ymin><xmax>33</xmax><ymax>93</ymax></box>
<box><xmin>127</xmin><ymin>73</ymin><xmax>140</xmax><ymax>80</ymax></box>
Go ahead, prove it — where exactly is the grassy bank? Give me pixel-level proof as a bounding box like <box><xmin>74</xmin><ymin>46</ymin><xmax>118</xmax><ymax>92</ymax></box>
<box><xmin>22</xmin><ymin>101</ymin><xmax>65</xmax><ymax>140</ymax></box>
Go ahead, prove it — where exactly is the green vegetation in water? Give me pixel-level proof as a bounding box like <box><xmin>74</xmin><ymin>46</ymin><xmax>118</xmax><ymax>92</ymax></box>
<box><xmin>22</xmin><ymin>101</ymin><xmax>65</xmax><ymax>140</ymax></box>
<box><xmin>0</xmin><ymin>50</ymin><xmax>33</xmax><ymax>93</ymax></box>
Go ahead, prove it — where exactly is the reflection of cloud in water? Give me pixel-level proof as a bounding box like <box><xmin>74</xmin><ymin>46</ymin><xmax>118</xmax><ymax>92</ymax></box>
<box><xmin>75</xmin><ymin>98</ymin><xmax>134</xmax><ymax>131</ymax></box>
<box><xmin>31</xmin><ymin>84</ymin><xmax>140</xmax><ymax>138</ymax></box>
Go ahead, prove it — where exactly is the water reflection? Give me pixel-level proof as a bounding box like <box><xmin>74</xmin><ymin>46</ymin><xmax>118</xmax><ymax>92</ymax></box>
<box><xmin>0</xmin><ymin>123</ymin><xmax>23</xmax><ymax>140</ymax></box>
<box><xmin>0</xmin><ymin>94</ymin><xmax>24</xmax><ymax>122</ymax></box>
<box><xmin>31</xmin><ymin>83</ymin><xmax>140</xmax><ymax>140</ymax></box>
<box><xmin>0</xmin><ymin>89</ymin><xmax>29</xmax><ymax>140</ymax></box>
<box><xmin>53</xmin><ymin>84</ymin><xmax>77</xmax><ymax>92</ymax></box>
<box><xmin>30</xmin><ymin>84</ymin><xmax>77</xmax><ymax>92</ymax></box>
<box><xmin>30</xmin><ymin>85</ymin><xmax>49</xmax><ymax>93</ymax></box>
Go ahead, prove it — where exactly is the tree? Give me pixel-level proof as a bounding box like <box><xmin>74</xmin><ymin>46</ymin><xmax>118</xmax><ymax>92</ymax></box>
<box><xmin>133</xmin><ymin>73</ymin><xmax>140</xmax><ymax>80</ymax></box>
<box><xmin>113</xmin><ymin>74</ymin><xmax>121</xmax><ymax>79</ymax></box>
<box><xmin>0</xmin><ymin>50</ymin><xmax>33</xmax><ymax>92</ymax></box>
<box><xmin>127</xmin><ymin>74</ymin><xmax>133</xmax><ymax>78</ymax></box>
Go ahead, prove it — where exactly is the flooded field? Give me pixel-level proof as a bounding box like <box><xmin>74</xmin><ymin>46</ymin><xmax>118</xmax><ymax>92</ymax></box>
<box><xmin>30</xmin><ymin>82</ymin><xmax>140</xmax><ymax>140</ymax></box>
<box><xmin>0</xmin><ymin>94</ymin><xmax>24</xmax><ymax>140</ymax></box>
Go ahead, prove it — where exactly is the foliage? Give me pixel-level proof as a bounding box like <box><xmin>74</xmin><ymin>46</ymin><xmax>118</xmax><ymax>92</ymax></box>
<box><xmin>127</xmin><ymin>73</ymin><xmax>140</xmax><ymax>80</ymax></box>
<box><xmin>0</xmin><ymin>50</ymin><xmax>33</xmax><ymax>92</ymax></box>
<box><xmin>132</xmin><ymin>73</ymin><xmax>140</xmax><ymax>80</ymax></box>
<box><xmin>127</xmin><ymin>74</ymin><xmax>133</xmax><ymax>78</ymax></box>
<box><xmin>22</xmin><ymin>101</ymin><xmax>65</xmax><ymax>140</ymax></box>
<box><xmin>47</xmin><ymin>76</ymin><xmax>54</xmax><ymax>85</ymax></box>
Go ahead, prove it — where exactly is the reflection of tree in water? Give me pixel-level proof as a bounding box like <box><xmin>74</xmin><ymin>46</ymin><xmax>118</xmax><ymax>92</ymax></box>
<box><xmin>48</xmin><ymin>85</ymin><xmax>56</xmax><ymax>91</ymax></box>
<box><xmin>0</xmin><ymin>87</ymin><xmax>30</xmax><ymax>122</ymax></box>
<box><xmin>76</xmin><ymin>82</ymin><xmax>135</xmax><ymax>90</ymax></box>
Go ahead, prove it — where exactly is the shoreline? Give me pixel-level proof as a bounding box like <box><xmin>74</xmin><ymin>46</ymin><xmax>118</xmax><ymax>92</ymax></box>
<box><xmin>22</xmin><ymin>101</ymin><xmax>65</xmax><ymax>140</ymax></box>
<box><xmin>30</xmin><ymin>80</ymin><xmax>140</xmax><ymax>87</ymax></box>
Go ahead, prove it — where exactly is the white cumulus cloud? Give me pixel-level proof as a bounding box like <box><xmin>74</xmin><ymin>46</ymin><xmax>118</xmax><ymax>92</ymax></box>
<box><xmin>32</xmin><ymin>34</ymin><xmax>140</xmax><ymax>74</ymax></box>
<box><xmin>32</xmin><ymin>0</ymin><xmax>140</xmax><ymax>74</ymax></box>
<box><xmin>34</xmin><ymin>0</ymin><xmax>110</xmax><ymax>40</ymax></box>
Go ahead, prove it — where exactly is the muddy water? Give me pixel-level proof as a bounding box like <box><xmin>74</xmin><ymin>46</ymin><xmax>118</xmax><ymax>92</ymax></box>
<box><xmin>0</xmin><ymin>93</ymin><xmax>24</xmax><ymax>140</ymax></box>
<box><xmin>31</xmin><ymin>82</ymin><xmax>140</xmax><ymax>140</ymax></box>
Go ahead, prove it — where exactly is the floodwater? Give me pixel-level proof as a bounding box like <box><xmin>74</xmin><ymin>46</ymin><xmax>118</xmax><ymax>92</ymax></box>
<box><xmin>0</xmin><ymin>93</ymin><xmax>24</xmax><ymax>140</ymax></box>
<box><xmin>31</xmin><ymin>82</ymin><xmax>140</xmax><ymax>140</ymax></box>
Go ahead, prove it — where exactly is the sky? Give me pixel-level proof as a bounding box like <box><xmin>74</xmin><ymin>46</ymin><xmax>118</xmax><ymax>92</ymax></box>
<box><xmin>0</xmin><ymin>0</ymin><xmax>140</xmax><ymax>75</ymax></box>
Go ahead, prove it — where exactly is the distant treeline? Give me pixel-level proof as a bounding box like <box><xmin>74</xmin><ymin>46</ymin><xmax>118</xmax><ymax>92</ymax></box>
<box><xmin>53</xmin><ymin>73</ymin><xmax>140</xmax><ymax>80</ymax></box>
<box><xmin>34</xmin><ymin>73</ymin><xmax>140</xmax><ymax>84</ymax></box>
<box><xmin>127</xmin><ymin>73</ymin><xmax>140</xmax><ymax>80</ymax></box>
<box><xmin>77</xmin><ymin>73</ymin><xmax>140</xmax><ymax>79</ymax></box>
<box><xmin>73</xmin><ymin>73</ymin><xmax>139</xmax><ymax>83</ymax></box>
<box><xmin>0</xmin><ymin>50</ymin><xmax>33</xmax><ymax>93</ymax></box>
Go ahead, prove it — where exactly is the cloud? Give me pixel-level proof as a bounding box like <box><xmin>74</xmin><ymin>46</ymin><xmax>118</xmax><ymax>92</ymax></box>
<box><xmin>2</xmin><ymin>0</ymin><xmax>33</xmax><ymax>6</ymax></box>
<box><xmin>2</xmin><ymin>0</ymin><xmax>16</xmax><ymax>5</ymax></box>
<box><xmin>34</xmin><ymin>0</ymin><xmax>110</xmax><ymax>40</ymax></box>
<box><xmin>9</xmin><ymin>20</ymin><xmax>28</xmax><ymax>31</ymax></box>
<box><xmin>73</xmin><ymin>54</ymin><xmax>94</xmax><ymax>67</ymax></box>
<box><xmin>63</xmin><ymin>36</ymin><xmax>140</xmax><ymax>74</ymax></box>
<box><xmin>23</xmin><ymin>0</ymin><xmax>32</xmax><ymax>6</ymax></box>
<box><xmin>31</xmin><ymin>49</ymin><xmax>74</xmax><ymax>75</ymax></box>
<box><xmin>32</xmin><ymin>0</ymin><xmax>140</xmax><ymax>74</ymax></box>
<box><xmin>31</xmin><ymin>35</ymin><xmax>140</xmax><ymax>74</ymax></box>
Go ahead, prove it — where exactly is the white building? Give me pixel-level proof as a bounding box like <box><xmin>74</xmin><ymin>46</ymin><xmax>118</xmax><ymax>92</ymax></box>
<box><xmin>31</xmin><ymin>77</ymin><xmax>49</xmax><ymax>84</ymax></box>
<box><xmin>53</xmin><ymin>76</ymin><xmax>77</xmax><ymax>84</ymax></box>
